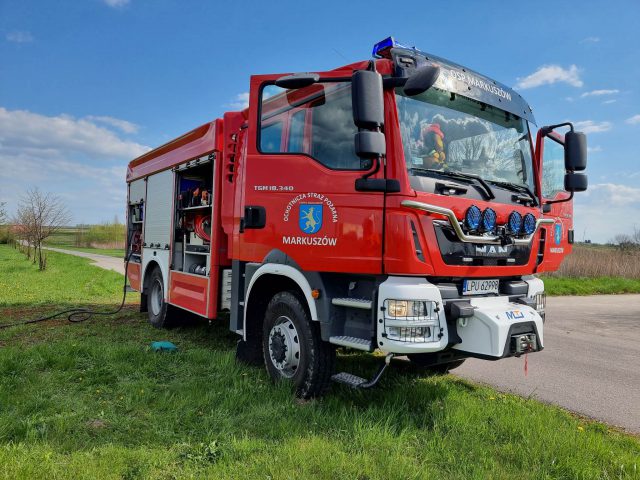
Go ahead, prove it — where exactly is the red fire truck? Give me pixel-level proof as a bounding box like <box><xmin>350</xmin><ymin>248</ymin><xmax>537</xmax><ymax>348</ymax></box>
<box><xmin>125</xmin><ymin>37</ymin><xmax>588</xmax><ymax>397</ymax></box>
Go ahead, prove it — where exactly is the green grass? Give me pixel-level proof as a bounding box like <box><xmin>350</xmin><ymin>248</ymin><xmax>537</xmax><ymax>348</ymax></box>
<box><xmin>543</xmin><ymin>276</ymin><xmax>640</xmax><ymax>296</ymax></box>
<box><xmin>0</xmin><ymin>245</ymin><xmax>638</xmax><ymax>479</ymax></box>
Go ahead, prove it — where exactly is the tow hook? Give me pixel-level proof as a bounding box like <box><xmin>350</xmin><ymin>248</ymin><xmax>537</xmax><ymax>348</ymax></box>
<box><xmin>331</xmin><ymin>353</ymin><xmax>394</xmax><ymax>389</ymax></box>
<box><xmin>511</xmin><ymin>333</ymin><xmax>537</xmax><ymax>357</ymax></box>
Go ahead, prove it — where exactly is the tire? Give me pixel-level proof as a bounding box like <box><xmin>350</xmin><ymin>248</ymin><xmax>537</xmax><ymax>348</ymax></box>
<box><xmin>407</xmin><ymin>353</ymin><xmax>466</xmax><ymax>373</ymax></box>
<box><xmin>146</xmin><ymin>267</ymin><xmax>174</xmax><ymax>329</ymax></box>
<box><xmin>262</xmin><ymin>291</ymin><xmax>335</xmax><ymax>399</ymax></box>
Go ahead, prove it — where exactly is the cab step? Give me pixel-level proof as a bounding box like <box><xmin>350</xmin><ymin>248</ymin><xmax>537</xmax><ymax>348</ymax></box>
<box><xmin>331</xmin><ymin>354</ymin><xmax>393</xmax><ymax>390</ymax></box>
<box><xmin>331</xmin><ymin>297</ymin><xmax>372</xmax><ymax>309</ymax></box>
<box><xmin>329</xmin><ymin>335</ymin><xmax>374</xmax><ymax>351</ymax></box>
<box><xmin>331</xmin><ymin>372</ymin><xmax>369</xmax><ymax>388</ymax></box>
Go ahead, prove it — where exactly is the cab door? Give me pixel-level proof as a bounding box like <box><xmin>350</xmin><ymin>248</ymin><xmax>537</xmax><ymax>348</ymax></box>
<box><xmin>535</xmin><ymin>130</ymin><xmax>574</xmax><ymax>272</ymax></box>
<box><xmin>236</xmin><ymin>72</ymin><xmax>385</xmax><ymax>274</ymax></box>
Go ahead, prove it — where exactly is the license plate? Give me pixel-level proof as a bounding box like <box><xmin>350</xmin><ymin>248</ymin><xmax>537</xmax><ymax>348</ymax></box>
<box><xmin>462</xmin><ymin>279</ymin><xmax>499</xmax><ymax>296</ymax></box>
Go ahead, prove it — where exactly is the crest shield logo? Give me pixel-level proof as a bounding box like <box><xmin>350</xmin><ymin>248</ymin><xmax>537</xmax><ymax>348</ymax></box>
<box><xmin>554</xmin><ymin>223</ymin><xmax>562</xmax><ymax>245</ymax></box>
<box><xmin>299</xmin><ymin>204</ymin><xmax>323</xmax><ymax>234</ymax></box>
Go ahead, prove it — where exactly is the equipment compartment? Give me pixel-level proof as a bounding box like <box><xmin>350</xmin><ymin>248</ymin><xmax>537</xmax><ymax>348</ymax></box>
<box><xmin>172</xmin><ymin>156</ymin><xmax>214</xmax><ymax>276</ymax></box>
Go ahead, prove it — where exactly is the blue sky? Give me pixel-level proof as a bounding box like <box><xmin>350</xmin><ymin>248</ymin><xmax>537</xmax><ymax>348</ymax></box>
<box><xmin>1</xmin><ymin>0</ymin><xmax>639</xmax><ymax>243</ymax></box>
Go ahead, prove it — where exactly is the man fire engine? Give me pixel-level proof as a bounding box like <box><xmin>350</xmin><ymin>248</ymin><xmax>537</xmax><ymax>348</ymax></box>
<box><xmin>125</xmin><ymin>37</ymin><xmax>588</xmax><ymax>398</ymax></box>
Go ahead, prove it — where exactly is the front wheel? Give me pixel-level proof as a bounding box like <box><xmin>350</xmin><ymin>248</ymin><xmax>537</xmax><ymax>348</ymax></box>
<box><xmin>262</xmin><ymin>291</ymin><xmax>335</xmax><ymax>398</ymax></box>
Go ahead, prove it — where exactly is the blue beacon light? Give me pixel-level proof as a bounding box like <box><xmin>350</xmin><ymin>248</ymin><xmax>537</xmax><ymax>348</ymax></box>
<box><xmin>372</xmin><ymin>36</ymin><xmax>412</xmax><ymax>58</ymax></box>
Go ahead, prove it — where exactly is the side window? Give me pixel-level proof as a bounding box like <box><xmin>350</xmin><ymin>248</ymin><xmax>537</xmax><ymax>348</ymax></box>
<box><xmin>541</xmin><ymin>136</ymin><xmax>565</xmax><ymax>198</ymax></box>
<box><xmin>260</xmin><ymin>121</ymin><xmax>283</xmax><ymax>153</ymax></box>
<box><xmin>259</xmin><ymin>82</ymin><xmax>365</xmax><ymax>170</ymax></box>
<box><xmin>287</xmin><ymin>110</ymin><xmax>305</xmax><ymax>153</ymax></box>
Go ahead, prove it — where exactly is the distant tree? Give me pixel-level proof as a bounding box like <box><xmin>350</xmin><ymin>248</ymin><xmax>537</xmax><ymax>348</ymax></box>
<box><xmin>611</xmin><ymin>233</ymin><xmax>637</xmax><ymax>252</ymax></box>
<box><xmin>0</xmin><ymin>202</ymin><xmax>6</xmax><ymax>225</ymax></box>
<box><xmin>15</xmin><ymin>188</ymin><xmax>71</xmax><ymax>270</ymax></box>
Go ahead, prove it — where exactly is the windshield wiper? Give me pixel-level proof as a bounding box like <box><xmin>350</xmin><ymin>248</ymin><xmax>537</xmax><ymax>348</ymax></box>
<box><xmin>487</xmin><ymin>180</ymin><xmax>538</xmax><ymax>206</ymax></box>
<box><xmin>410</xmin><ymin>167</ymin><xmax>495</xmax><ymax>200</ymax></box>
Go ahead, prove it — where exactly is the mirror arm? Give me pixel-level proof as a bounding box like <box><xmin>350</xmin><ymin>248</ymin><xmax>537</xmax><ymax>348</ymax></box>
<box><xmin>540</xmin><ymin>122</ymin><xmax>574</xmax><ymax>137</ymax></box>
<box><xmin>361</xmin><ymin>155</ymin><xmax>381</xmax><ymax>180</ymax></box>
<box><xmin>543</xmin><ymin>191</ymin><xmax>573</xmax><ymax>207</ymax></box>
<box><xmin>382</xmin><ymin>77</ymin><xmax>408</xmax><ymax>88</ymax></box>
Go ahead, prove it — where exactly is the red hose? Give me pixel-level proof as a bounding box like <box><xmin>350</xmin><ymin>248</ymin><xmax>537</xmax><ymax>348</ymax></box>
<box><xmin>193</xmin><ymin>214</ymin><xmax>211</xmax><ymax>242</ymax></box>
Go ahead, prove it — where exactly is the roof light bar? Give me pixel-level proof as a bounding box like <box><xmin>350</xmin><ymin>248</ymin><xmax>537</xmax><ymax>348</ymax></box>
<box><xmin>372</xmin><ymin>36</ymin><xmax>413</xmax><ymax>59</ymax></box>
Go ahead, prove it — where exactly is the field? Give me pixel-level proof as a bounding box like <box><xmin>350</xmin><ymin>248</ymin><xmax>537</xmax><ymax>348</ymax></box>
<box><xmin>43</xmin><ymin>226</ymin><xmax>125</xmax><ymax>258</ymax></box>
<box><xmin>542</xmin><ymin>244</ymin><xmax>640</xmax><ymax>295</ymax></box>
<box><xmin>45</xmin><ymin>224</ymin><xmax>125</xmax><ymax>249</ymax></box>
<box><xmin>0</xmin><ymin>245</ymin><xmax>638</xmax><ymax>479</ymax></box>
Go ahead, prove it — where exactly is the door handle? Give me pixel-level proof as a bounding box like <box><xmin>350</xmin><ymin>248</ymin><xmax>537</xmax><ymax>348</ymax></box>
<box><xmin>243</xmin><ymin>206</ymin><xmax>266</xmax><ymax>230</ymax></box>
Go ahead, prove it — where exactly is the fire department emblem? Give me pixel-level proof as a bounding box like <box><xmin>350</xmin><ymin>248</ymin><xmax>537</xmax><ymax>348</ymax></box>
<box><xmin>554</xmin><ymin>223</ymin><xmax>562</xmax><ymax>245</ymax></box>
<box><xmin>299</xmin><ymin>204</ymin><xmax>323</xmax><ymax>234</ymax></box>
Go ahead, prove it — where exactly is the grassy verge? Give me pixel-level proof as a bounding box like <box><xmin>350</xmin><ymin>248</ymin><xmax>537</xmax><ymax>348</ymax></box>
<box><xmin>543</xmin><ymin>276</ymin><xmax>640</xmax><ymax>296</ymax></box>
<box><xmin>0</xmin><ymin>245</ymin><xmax>638</xmax><ymax>479</ymax></box>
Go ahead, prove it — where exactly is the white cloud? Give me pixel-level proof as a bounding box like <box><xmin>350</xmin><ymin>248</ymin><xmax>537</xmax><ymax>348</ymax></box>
<box><xmin>103</xmin><ymin>0</ymin><xmax>130</xmax><ymax>7</ymax></box>
<box><xmin>580</xmin><ymin>89</ymin><xmax>619</xmax><ymax>98</ymax></box>
<box><xmin>626</xmin><ymin>114</ymin><xmax>640</xmax><ymax>125</ymax></box>
<box><xmin>602</xmin><ymin>99</ymin><xmax>617</xmax><ymax>105</ymax></box>
<box><xmin>515</xmin><ymin>64</ymin><xmax>583</xmax><ymax>90</ymax></box>
<box><xmin>574</xmin><ymin>183</ymin><xmax>640</xmax><ymax>243</ymax></box>
<box><xmin>0</xmin><ymin>107</ymin><xmax>149</xmax><ymax>225</ymax></box>
<box><xmin>0</xmin><ymin>107</ymin><xmax>149</xmax><ymax>159</ymax></box>
<box><xmin>227</xmin><ymin>92</ymin><xmax>250</xmax><ymax>110</ymax></box>
<box><xmin>6</xmin><ymin>31</ymin><xmax>34</xmax><ymax>43</ymax></box>
<box><xmin>86</xmin><ymin>115</ymin><xmax>139</xmax><ymax>134</ymax></box>
<box><xmin>580</xmin><ymin>36</ymin><xmax>600</xmax><ymax>44</ymax></box>
<box><xmin>573</xmin><ymin>120</ymin><xmax>612</xmax><ymax>134</ymax></box>
<box><xmin>587</xmin><ymin>145</ymin><xmax>602</xmax><ymax>153</ymax></box>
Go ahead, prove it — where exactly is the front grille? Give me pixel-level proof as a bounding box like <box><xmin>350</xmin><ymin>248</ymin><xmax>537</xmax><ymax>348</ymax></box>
<box><xmin>433</xmin><ymin>222</ymin><xmax>531</xmax><ymax>266</ymax></box>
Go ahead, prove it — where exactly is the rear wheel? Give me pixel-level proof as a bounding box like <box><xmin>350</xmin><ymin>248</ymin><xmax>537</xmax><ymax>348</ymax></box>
<box><xmin>146</xmin><ymin>268</ymin><xmax>175</xmax><ymax>329</ymax></box>
<box><xmin>262</xmin><ymin>291</ymin><xmax>335</xmax><ymax>398</ymax></box>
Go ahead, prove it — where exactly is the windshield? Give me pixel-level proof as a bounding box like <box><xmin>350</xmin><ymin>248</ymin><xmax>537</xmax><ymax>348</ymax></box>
<box><xmin>395</xmin><ymin>87</ymin><xmax>535</xmax><ymax>191</ymax></box>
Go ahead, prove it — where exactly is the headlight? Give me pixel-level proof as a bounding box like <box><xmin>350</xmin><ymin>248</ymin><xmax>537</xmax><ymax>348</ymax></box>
<box><xmin>386</xmin><ymin>300</ymin><xmax>426</xmax><ymax>317</ymax></box>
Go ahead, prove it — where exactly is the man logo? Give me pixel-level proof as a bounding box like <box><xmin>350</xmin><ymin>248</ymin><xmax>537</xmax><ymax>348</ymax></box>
<box><xmin>299</xmin><ymin>204</ymin><xmax>323</xmax><ymax>234</ymax></box>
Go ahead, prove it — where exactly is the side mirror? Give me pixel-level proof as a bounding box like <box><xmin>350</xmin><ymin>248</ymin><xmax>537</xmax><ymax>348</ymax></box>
<box><xmin>355</xmin><ymin>131</ymin><xmax>386</xmax><ymax>159</ymax></box>
<box><xmin>352</xmin><ymin>70</ymin><xmax>384</xmax><ymax>129</ymax></box>
<box><xmin>565</xmin><ymin>172</ymin><xmax>588</xmax><ymax>192</ymax></box>
<box><xmin>403</xmin><ymin>65</ymin><xmax>440</xmax><ymax>96</ymax></box>
<box><xmin>564</xmin><ymin>131</ymin><xmax>587</xmax><ymax>171</ymax></box>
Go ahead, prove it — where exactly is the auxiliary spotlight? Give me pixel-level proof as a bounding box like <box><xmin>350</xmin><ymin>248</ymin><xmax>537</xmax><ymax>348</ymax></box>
<box><xmin>508</xmin><ymin>211</ymin><xmax>522</xmax><ymax>234</ymax></box>
<box><xmin>465</xmin><ymin>205</ymin><xmax>481</xmax><ymax>230</ymax></box>
<box><xmin>522</xmin><ymin>213</ymin><xmax>536</xmax><ymax>235</ymax></box>
<box><xmin>481</xmin><ymin>208</ymin><xmax>497</xmax><ymax>232</ymax></box>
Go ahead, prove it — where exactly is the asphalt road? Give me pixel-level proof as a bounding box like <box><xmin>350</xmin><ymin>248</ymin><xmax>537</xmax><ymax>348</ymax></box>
<box><xmin>43</xmin><ymin>246</ymin><xmax>125</xmax><ymax>275</ymax></box>
<box><xmin>455</xmin><ymin>294</ymin><xmax>640</xmax><ymax>434</ymax></box>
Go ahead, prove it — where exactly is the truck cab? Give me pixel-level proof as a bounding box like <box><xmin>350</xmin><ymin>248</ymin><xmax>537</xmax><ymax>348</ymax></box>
<box><xmin>126</xmin><ymin>37</ymin><xmax>587</xmax><ymax>398</ymax></box>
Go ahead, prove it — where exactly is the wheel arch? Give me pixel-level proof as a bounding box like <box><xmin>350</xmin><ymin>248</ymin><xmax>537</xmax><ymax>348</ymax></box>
<box><xmin>243</xmin><ymin>264</ymin><xmax>318</xmax><ymax>341</ymax></box>
<box><xmin>142</xmin><ymin>259</ymin><xmax>165</xmax><ymax>296</ymax></box>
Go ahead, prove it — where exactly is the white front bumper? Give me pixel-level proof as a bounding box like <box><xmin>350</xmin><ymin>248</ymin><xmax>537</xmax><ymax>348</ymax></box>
<box><xmin>452</xmin><ymin>296</ymin><xmax>543</xmax><ymax>358</ymax></box>
<box><xmin>376</xmin><ymin>276</ymin><xmax>544</xmax><ymax>358</ymax></box>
